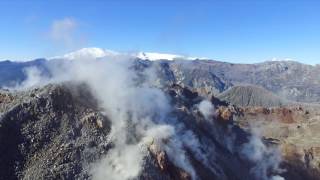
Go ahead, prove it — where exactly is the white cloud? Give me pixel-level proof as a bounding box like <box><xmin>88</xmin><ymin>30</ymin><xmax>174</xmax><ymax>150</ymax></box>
<box><xmin>48</xmin><ymin>18</ymin><xmax>85</xmax><ymax>49</ymax></box>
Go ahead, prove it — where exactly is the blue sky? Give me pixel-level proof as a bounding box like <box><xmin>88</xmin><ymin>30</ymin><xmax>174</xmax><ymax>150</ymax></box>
<box><xmin>0</xmin><ymin>0</ymin><xmax>319</xmax><ymax>64</ymax></box>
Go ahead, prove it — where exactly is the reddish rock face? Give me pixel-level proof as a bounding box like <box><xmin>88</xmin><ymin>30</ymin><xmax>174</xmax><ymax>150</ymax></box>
<box><xmin>0</xmin><ymin>93</ymin><xmax>13</xmax><ymax>104</ymax></box>
<box><xmin>256</xmin><ymin>107</ymin><xmax>270</xmax><ymax>114</ymax></box>
<box><xmin>276</xmin><ymin>108</ymin><xmax>295</xmax><ymax>123</ymax></box>
<box><xmin>156</xmin><ymin>151</ymin><xmax>168</xmax><ymax>171</ymax></box>
<box><xmin>216</xmin><ymin>106</ymin><xmax>234</xmax><ymax>122</ymax></box>
<box><xmin>241</xmin><ymin>106</ymin><xmax>297</xmax><ymax>124</ymax></box>
<box><xmin>148</xmin><ymin>143</ymin><xmax>191</xmax><ymax>180</ymax></box>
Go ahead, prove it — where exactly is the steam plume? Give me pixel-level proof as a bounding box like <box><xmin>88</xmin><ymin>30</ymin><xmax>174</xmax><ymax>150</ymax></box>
<box><xmin>19</xmin><ymin>57</ymin><xmax>199</xmax><ymax>180</ymax></box>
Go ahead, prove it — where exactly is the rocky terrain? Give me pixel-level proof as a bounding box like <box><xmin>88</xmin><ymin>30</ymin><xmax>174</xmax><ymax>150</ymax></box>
<box><xmin>235</xmin><ymin>104</ymin><xmax>320</xmax><ymax>180</ymax></box>
<box><xmin>1</xmin><ymin>80</ymin><xmax>319</xmax><ymax>179</ymax></box>
<box><xmin>0</xmin><ymin>82</ymin><xmax>294</xmax><ymax>180</ymax></box>
<box><xmin>0</xmin><ymin>56</ymin><xmax>320</xmax><ymax>180</ymax></box>
<box><xmin>0</xmin><ymin>83</ymin><xmax>109</xmax><ymax>179</ymax></box>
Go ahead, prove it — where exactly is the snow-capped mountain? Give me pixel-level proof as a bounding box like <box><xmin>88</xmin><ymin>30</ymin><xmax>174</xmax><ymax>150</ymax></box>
<box><xmin>51</xmin><ymin>48</ymin><xmax>119</xmax><ymax>60</ymax></box>
<box><xmin>51</xmin><ymin>47</ymin><xmax>196</xmax><ymax>61</ymax></box>
<box><xmin>135</xmin><ymin>52</ymin><xmax>184</xmax><ymax>60</ymax></box>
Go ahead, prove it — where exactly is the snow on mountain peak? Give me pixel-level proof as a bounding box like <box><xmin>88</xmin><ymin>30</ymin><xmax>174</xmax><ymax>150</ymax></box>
<box><xmin>51</xmin><ymin>47</ymin><xmax>119</xmax><ymax>60</ymax></box>
<box><xmin>136</xmin><ymin>52</ymin><xmax>184</xmax><ymax>61</ymax></box>
<box><xmin>51</xmin><ymin>47</ymin><xmax>202</xmax><ymax>61</ymax></box>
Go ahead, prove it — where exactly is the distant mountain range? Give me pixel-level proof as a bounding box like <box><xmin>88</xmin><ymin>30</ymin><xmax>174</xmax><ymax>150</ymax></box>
<box><xmin>148</xmin><ymin>59</ymin><xmax>320</xmax><ymax>104</ymax></box>
<box><xmin>1</xmin><ymin>48</ymin><xmax>320</xmax><ymax>104</ymax></box>
<box><xmin>0</xmin><ymin>59</ymin><xmax>48</xmax><ymax>87</ymax></box>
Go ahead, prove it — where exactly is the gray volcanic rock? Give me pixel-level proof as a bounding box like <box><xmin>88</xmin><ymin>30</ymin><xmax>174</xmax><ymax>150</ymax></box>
<box><xmin>0</xmin><ymin>83</ymin><xmax>111</xmax><ymax>179</ymax></box>
<box><xmin>218</xmin><ymin>85</ymin><xmax>289</xmax><ymax>107</ymax></box>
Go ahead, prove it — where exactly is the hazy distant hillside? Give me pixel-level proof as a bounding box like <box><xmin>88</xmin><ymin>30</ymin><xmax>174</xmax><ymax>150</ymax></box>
<box><xmin>218</xmin><ymin>85</ymin><xmax>289</xmax><ymax>107</ymax></box>
<box><xmin>0</xmin><ymin>59</ymin><xmax>48</xmax><ymax>87</ymax></box>
<box><xmin>151</xmin><ymin>60</ymin><xmax>233</xmax><ymax>95</ymax></box>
